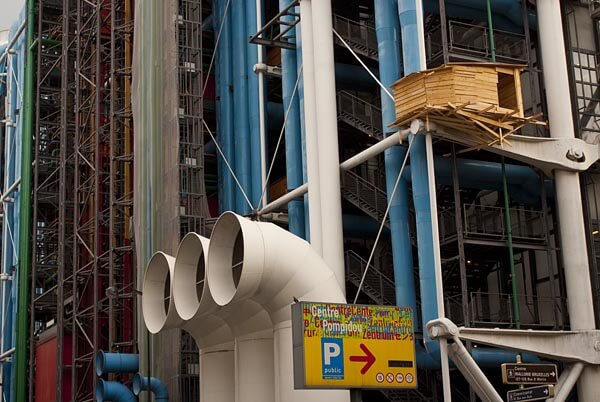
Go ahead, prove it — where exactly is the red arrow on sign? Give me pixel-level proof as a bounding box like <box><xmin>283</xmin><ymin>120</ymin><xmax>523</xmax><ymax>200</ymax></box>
<box><xmin>349</xmin><ymin>343</ymin><xmax>376</xmax><ymax>374</ymax></box>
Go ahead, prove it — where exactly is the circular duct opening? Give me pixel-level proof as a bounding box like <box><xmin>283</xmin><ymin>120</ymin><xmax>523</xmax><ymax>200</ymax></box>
<box><xmin>132</xmin><ymin>373</ymin><xmax>143</xmax><ymax>396</ymax></box>
<box><xmin>95</xmin><ymin>351</ymin><xmax>106</xmax><ymax>377</ymax></box>
<box><xmin>207</xmin><ymin>212</ymin><xmax>244</xmax><ymax>306</ymax></box>
<box><xmin>173</xmin><ymin>233</ymin><xmax>207</xmax><ymax>320</ymax></box>
<box><xmin>142</xmin><ymin>252</ymin><xmax>174</xmax><ymax>334</ymax></box>
<box><xmin>95</xmin><ymin>380</ymin><xmax>105</xmax><ymax>401</ymax></box>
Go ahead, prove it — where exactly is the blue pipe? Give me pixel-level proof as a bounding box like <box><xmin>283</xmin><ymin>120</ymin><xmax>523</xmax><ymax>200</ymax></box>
<box><xmin>3</xmin><ymin>15</ymin><xmax>26</xmax><ymax>402</ymax></box>
<box><xmin>216</xmin><ymin>0</ymin><xmax>235</xmax><ymax>212</ymax></box>
<box><xmin>232</xmin><ymin>0</ymin><xmax>251</xmax><ymax>214</ymax></box>
<box><xmin>375</xmin><ymin>0</ymin><xmax>417</xmax><ymax>325</ymax></box>
<box><xmin>95</xmin><ymin>380</ymin><xmax>136</xmax><ymax>402</ymax></box>
<box><xmin>417</xmin><ymin>347</ymin><xmax>541</xmax><ymax>369</ymax></box>
<box><xmin>402</xmin><ymin>157</ymin><xmax>551</xmax><ymax>206</ymax></box>
<box><xmin>295</xmin><ymin>13</ymin><xmax>310</xmax><ymax>237</ymax></box>
<box><xmin>132</xmin><ymin>373</ymin><xmax>169</xmax><ymax>402</ymax></box>
<box><xmin>280</xmin><ymin>0</ymin><xmax>305</xmax><ymax>239</ymax></box>
<box><xmin>246</xmin><ymin>0</ymin><xmax>262</xmax><ymax>208</ymax></box>
<box><xmin>399</xmin><ymin>0</ymin><xmax>441</xmax><ymax>358</ymax></box>
<box><xmin>95</xmin><ymin>352</ymin><xmax>139</xmax><ymax>376</ymax></box>
<box><xmin>424</xmin><ymin>0</ymin><xmax>535</xmax><ymax>32</ymax></box>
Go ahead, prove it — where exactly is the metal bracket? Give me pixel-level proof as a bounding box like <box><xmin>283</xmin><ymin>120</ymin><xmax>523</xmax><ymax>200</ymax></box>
<box><xmin>427</xmin><ymin>318</ymin><xmax>600</xmax><ymax>401</ymax></box>
<box><xmin>254</xmin><ymin>63</ymin><xmax>282</xmax><ymax>78</ymax></box>
<box><xmin>412</xmin><ymin>120</ymin><xmax>600</xmax><ymax>176</ymax></box>
<box><xmin>0</xmin><ymin>274</ymin><xmax>13</xmax><ymax>281</ymax></box>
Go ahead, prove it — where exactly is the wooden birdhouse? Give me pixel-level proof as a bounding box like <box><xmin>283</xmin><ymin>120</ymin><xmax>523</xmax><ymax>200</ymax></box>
<box><xmin>390</xmin><ymin>63</ymin><xmax>542</xmax><ymax>147</ymax></box>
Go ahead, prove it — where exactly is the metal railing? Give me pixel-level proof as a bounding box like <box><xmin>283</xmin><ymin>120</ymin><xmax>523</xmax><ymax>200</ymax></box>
<box><xmin>446</xmin><ymin>292</ymin><xmax>564</xmax><ymax>329</ymax></box>
<box><xmin>341</xmin><ymin>170</ymin><xmax>388</xmax><ymax>222</ymax></box>
<box><xmin>332</xmin><ymin>14</ymin><xmax>378</xmax><ymax>60</ymax></box>
<box><xmin>345</xmin><ymin>250</ymin><xmax>396</xmax><ymax>305</ymax></box>
<box><xmin>337</xmin><ymin>91</ymin><xmax>383</xmax><ymax>139</ymax></box>
<box><xmin>463</xmin><ymin>204</ymin><xmax>545</xmax><ymax>241</ymax></box>
<box><xmin>426</xmin><ymin>20</ymin><xmax>527</xmax><ymax>64</ymax></box>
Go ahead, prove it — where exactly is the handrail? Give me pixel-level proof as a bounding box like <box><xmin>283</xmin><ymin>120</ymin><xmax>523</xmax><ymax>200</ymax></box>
<box><xmin>332</xmin><ymin>14</ymin><xmax>378</xmax><ymax>59</ymax></box>
<box><xmin>341</xmin><ymin>170</ymin><xmax>388</xmax><ymax>221</ymax></box>
<box><xmin>337</xmin><ymin>90</ymin><xmax>383</xmax><ymax>139</ymax></box>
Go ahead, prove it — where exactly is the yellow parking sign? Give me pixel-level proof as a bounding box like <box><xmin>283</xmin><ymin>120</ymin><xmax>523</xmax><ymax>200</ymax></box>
<box><xmin>292</xmin><ymin>302</ymin><xmax>417</xmax><ymax>389</ymax></box>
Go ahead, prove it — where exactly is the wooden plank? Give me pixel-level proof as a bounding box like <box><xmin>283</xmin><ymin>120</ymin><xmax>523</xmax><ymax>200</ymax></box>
<box><xmin>514</xmin><ymin>69</ymin><xmax>524</xmax><ymax>118</ymax></box>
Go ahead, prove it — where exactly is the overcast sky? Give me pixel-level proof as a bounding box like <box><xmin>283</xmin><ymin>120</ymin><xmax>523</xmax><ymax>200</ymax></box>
<box><xmin>0</xmin><ymin>0</ymin><xmax>25</xmax><ymax>33</ymax></box>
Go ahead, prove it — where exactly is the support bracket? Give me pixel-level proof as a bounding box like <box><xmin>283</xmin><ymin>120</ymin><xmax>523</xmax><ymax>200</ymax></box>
<box><xmin>428</xmin><ymin>317</ymin><xmax>600</xmax><ymax>364</ymax></box>
<box><xmin>410</xmin><ymin>120</ymin><xmax>600</xmax><ymax>176</ymax></box>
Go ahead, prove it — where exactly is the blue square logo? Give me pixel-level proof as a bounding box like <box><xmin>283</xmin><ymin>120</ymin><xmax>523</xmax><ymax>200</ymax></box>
<box><xmin>321</xmin><ymin>338</ymin><xmax>344</xmax><ymax>380</ymax></box>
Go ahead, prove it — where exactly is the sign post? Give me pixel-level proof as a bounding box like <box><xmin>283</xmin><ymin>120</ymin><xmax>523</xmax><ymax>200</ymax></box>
<box><xmin>506</xmin><ymin>385</ymin><xmax>555</xmax><ymax>402</ymax></box>
<box><xmin>501</xmin><ymin>363</ymin><xmax>558</xmax><ymax>385</ymax></box>
<box><xmin>291</xmin><ymin>302</ymin><xmax>416</xmax><ymax>389</ymax></box>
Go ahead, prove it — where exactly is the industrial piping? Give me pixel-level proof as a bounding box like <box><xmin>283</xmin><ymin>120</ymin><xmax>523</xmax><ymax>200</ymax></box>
<box><xmin>143</xmin><ymin>249</ymin><xmax>236</xmax><ymax>402</ymax></box>
<box><xmin>95</xmin><ymin>379</ymin><xmax>136</xmax><ymax>402</ymax></box>
<box><xmin>206</xmin><ymin>212</ymin><xmax>349</xmax><ymax>402</ymax></box>
<box><xmin>95</xmin><ymin>352</ymin><xmax>140</xmax><ymax>376</ymax></box>
<box><xmin>132</xmin><ymin>374</ymin><xmax>169</xmax><ymax>402</ymax></box>
<box><xmin>374</xmin><ymin>0</ymin><xmax>417</xmax><ymax>319</ymax></box>
<box><xmin>232</xmin><ymin>0</ymin><xmax>252</xmax><ymax>214</ymax></box>
<box><xmin>280</xmin><ymin>0</ymin><xmax>305</xmax><ymax>238</ymax></box>
<box><xmin>172</xmin><ymin>233</ymin><xmax>273</xmax><ymax>402</ymax></box>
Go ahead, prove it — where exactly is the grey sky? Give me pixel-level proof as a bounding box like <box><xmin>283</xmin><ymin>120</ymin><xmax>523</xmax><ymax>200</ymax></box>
<box><xmin>0</xmin><ymin>0</ymin><xmax>25</xmax><ymax>33</ymax></box>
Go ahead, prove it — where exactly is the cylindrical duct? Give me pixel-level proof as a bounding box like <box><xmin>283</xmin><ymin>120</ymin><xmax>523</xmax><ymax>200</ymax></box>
<box><xmin>95</xmin><ymin>352</ymin><xmax>139</xmax><ymax>377</ymax></box>
<box><xmin>95</xmin><ymin>379</ymin><xmax>136</xmax><ymax>402</ymax></box>
<box><xmin>132</xmin><ymin>374</ymin><xmax>169</xmax><ymax>401</ymax></box>
<box><xmin>141</xmin><ymin>252</ymin><xmax>182</xmax><ymax>334</ymax></box>
<box><xmin>173</xmin><ymin>232</ymin><xmax>273</xmax><ymax>402</ymax></box>
<box><xmin>207</xmin><ymin>212</ymin><xmax>349</xmax><ymax>402</ymax></box>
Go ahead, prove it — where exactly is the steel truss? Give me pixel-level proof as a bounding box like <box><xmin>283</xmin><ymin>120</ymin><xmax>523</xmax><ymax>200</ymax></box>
<box><xmin>28</xmin><ymin>0</ymin><xmax>135</xmax><ymax>400</ymax></box>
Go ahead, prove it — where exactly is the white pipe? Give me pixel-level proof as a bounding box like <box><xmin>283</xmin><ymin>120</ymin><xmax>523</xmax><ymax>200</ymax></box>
<box><xmin>536</xmin><ymin>1</ymin><xmax>600</xmax><ymax>399</ymax></box>
<box><xmin>143</xmin><ymin>250</ymin><xmax>235</xmax><ymax>402</ymax></box>
<box><xmin>548</xmin><ymin>363</ymin><xmax>584</xmax><ymax>402</ymax></box>
<box><xmin>256</xmin><ymin>0</ymin><xmax>267</xmax><ymax>209</ymax></box>
<box><xmin>207</xmin><ymin>212</ymin><xmax>350</xmax><ymax>402</ymax></box>
<box><xmin>172</xmin><ymin>233</ymin><xmax>274</xmax><ymax>402</ymax></box>
<box><xmin>298</xmin><ymin>0</ymin><xmax>323</xmax><ymax>256</ymax></box>
<box><xmin>425</xmin><ymin>133</ymin><xmax>451</xmax><ymax>401</ymax></box>
<box><xmin>310</xmin><ymin>0</ymin><xmax>345</xmax><ymax>289</ymax></box>
<box><xmin>259</xmin><ymin>129</ymin><xmax>408</xmax><ymax>216</ymax></box>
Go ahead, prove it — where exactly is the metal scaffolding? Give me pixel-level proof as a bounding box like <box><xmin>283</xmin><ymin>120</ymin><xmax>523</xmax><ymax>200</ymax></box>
<box><xmin>27</xmin><ymin>0</ymin><xmax>135</xmax><ymax>400</ymax></box>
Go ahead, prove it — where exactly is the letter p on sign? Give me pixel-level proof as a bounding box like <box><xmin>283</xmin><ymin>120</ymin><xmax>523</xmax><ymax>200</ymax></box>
<box><xmin>324</xmin><ymin>342</ymin><xmax>340</xmax><ymax>365</ymax></box>
<box><xmin>321</xmin><ymin>338</ymin><xmax>344</xmax><ymax>380</ymax></box>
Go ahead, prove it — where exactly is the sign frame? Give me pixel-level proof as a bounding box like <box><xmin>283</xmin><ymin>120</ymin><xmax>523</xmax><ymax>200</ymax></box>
<box><xmin>501</xmin><ymin>363</ymin><xmax>558</xmax><ymax>385</ymax></box>
<box><xmin>506</xmin><ymin>385</ymin><xmax>555</xmax><ymax>402</ymax></box>
<box><xmin>291</xmin><ymin>301</ymin><xmax>417</xmax><ymax>390</ymax></box>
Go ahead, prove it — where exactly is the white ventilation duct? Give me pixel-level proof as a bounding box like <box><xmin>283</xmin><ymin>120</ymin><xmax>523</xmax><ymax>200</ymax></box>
<box><xmin>207</xmin><ymin>212</ymin><xmax>350</xmax><ymax>402</ymax></box>
<box><xmin>173</xmin><ymin>233</ymin><xmax>274</xmax><ymax>402</ymax></box>
<box><xmin>143</xmin><ymin>249</ymin><xmax>235</xmax><ymax>402</ymax></box>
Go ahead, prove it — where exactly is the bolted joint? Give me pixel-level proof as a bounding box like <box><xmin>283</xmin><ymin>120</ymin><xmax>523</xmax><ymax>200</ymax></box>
<box><xmin>426</xmin><ymin>317</ymin><xmax>459</xmax><ymax>340</ymax></box>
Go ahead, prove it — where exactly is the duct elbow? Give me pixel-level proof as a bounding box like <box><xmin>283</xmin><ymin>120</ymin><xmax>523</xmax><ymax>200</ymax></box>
<box><xmin>133</xmin><ymin>374</ymin><xmax>169</xmax><ymax>402</ymax></box>
<box><xmin>95</xmin><ymin>379</ymin><xmax>136</xmax><ymax>402</ymax></box>
<box><xmin>207</xmin><ymin>212</ymin><xmax>345</xmax><ymax>324</ymax></box>
<box><xmin>172</xmin><ymin>233</ymin><xmax>235</xmax><ymax>346</ymax></box>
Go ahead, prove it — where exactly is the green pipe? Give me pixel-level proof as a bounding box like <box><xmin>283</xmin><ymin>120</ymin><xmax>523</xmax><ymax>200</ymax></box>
<box><xmin>488</xmin><ymin>1</ymin><xmax>520</xmax><ymax>329</ymax></box>
<box><xmin>15</xmin><ymin>0</ymin><xmax>36</xmax><ymax>399</ymax></box>
<box><xmin>502</xmin><ymin>157</ymin><xmax>520</xmax><ymax>329</ymax></box>
<box><xmin>486</xmin><ymin>0</ymin><xmax>497</xmax><ymax>62</ymax></box>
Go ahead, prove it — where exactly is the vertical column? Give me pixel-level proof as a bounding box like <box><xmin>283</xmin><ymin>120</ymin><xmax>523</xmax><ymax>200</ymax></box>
<box><xmin>298</xmin><ymin>0</ymin><xmax>322</xmax><ymax>255</ymax></box>
<box><xmin>536</xmin><ymin>1</ymin><xmax>600</xmax><ymax>399</ymax></box>
<box><xmin>374</xmin><ymin>0</ymin><xmax>417</xmax><ymax>315</ymax></box>
<box><xmin>311</xmin><ymin>0</ymin><xmax>345</xmax><ymax>288</ymax></box>
<box><xmin>280</xmin><ymin>0</ymin><xmax>306</xmax><ymax>238</ymax></box>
